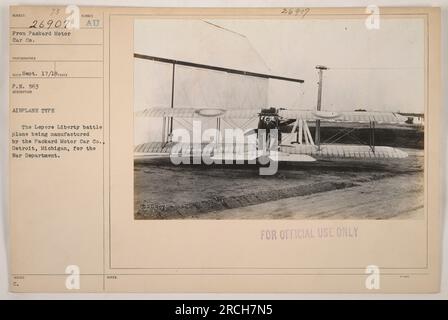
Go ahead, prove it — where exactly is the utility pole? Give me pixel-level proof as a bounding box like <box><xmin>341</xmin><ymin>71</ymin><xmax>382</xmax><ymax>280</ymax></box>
<box><xmin>315</xmin><ymin>65</ymin><xmax>328</xmax><ymax>150</ymax></box>
<box><xmin>168</xmin><ymin>62</ymin><xmax>176</xmax><ymax>143</ymax></box>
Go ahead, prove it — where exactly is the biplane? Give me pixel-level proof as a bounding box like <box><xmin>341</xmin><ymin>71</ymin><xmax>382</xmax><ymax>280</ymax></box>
<box><xmin>134</xmin><ymin>53</ymin><xmax>409</xmax><ymax>163</ymax></box>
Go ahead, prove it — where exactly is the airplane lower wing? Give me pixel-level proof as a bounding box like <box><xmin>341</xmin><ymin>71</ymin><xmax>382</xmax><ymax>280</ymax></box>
<box><xmin>210</xmin><ymin>152</ymin><xmax>316</xmax><ymax>162</ymax></box>
<box><xmin>134</xmin><ymin>142</ymin><xmax>407</xmax><ymax>161</ymax></box>
<box><xmin>280</xmin><ymin>144</ymin><xmax>408</xmax><ymax>159</ymax></box>
<box><xmin>269</xmin><ymin>152</ymin><xmax>316</xmax><ymax>162</ymax></box>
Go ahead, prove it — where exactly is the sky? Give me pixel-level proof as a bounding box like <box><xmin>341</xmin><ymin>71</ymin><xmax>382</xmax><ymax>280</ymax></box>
<box><xmin>213</xmin><ymin>18</ymin><xmax>425</xmax><ymax>114</ymax></box>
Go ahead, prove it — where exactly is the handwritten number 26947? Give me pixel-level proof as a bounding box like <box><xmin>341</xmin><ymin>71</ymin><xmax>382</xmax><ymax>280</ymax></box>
<box><xmin>281</xmin><ymin>8</ymin><xmax>310</xmax><ymax>18</ymax></box>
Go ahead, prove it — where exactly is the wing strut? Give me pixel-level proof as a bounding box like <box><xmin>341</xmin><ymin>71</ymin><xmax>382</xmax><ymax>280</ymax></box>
<box><xmin>216</xmin><ymin>118</ymin><xmax>221</xmax><ymax>143</ymax></box>
<box><xmin>168</xmin><ymin>62</ymin><xmax>176</xmax><ymax>141</ymax></box>
<box><xmin>281</xmin><ymin>118</ymin><xmax>315</xmax><ymax>146</ymax></box>
<box><xmin>369</xmin><ymin>121</ymin><xmax>376</xmax><ymax>153</ymax></box>
<box><xmin>162</xmin><ymin>116</ymin><xmax>166</xmax><ymax>144</ymax></box>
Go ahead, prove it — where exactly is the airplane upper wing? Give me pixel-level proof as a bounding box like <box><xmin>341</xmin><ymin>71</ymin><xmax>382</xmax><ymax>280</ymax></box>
<box><xmin>280</xmin><ymin>110</ymin><xmax>407</xmax><ymax>124</ymax></box>
<box><xmin>135</xmin><ymin>107</ymin><xmax>407</xmax><ymax>124</ymax></box>
<box><xmin>135</xmin><ymin>107</ymin><xmax>260</xmax><ymax>119</ymax></box>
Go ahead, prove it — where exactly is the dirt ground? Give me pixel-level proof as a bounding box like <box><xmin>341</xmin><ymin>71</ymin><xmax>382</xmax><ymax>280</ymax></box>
<box><xmin>134</xmin><ymin>148</ymin><xmax>424</xmax><ymax>220</ymax></box>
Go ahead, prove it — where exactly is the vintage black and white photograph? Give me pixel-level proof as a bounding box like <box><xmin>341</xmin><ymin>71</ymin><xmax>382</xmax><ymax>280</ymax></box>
<box><xmin>133</xmin><ymin>17</ymin><xmax>425</xmax><ymax>220</ymax></box>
